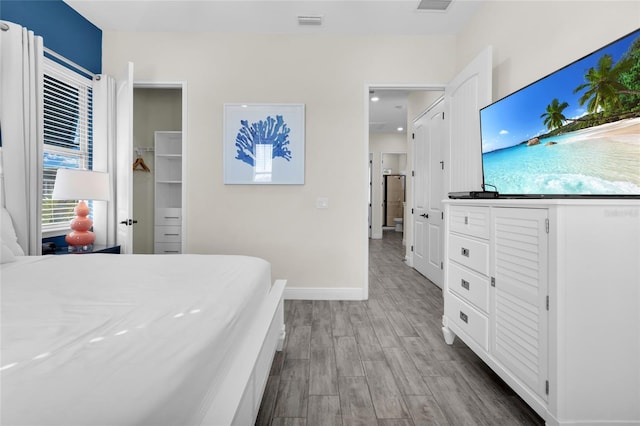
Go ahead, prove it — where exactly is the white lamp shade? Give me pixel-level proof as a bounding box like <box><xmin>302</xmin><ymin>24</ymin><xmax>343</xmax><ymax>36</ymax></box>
<box><xmin>52</xmin><ymin>169</ymin><xmax>110</xmax><ymax>201</ymax></box>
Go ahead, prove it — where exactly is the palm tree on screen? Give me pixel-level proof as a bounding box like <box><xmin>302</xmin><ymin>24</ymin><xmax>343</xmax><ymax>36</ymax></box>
<box><xmin>541</xmin><ymin>98</ymin><xmax>569</xmax><ymax>130</ymax></box>
<box><xmin>573</xmin><ymin>54</ymin><xmax>632</xmax><ymax>114</ymax></box>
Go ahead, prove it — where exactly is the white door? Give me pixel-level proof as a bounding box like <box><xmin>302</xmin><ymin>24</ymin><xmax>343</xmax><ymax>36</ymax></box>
<box><xmin>413</xmin><ymin>114</ymin><xmax>430</xmax><ymax>280</ymax></box>
<box><xmin>412</xmin><ymin>47</ymin><xmax>492</xmax><ymax>287</ymax></box>
<box><xmin>426</xmin><ymin>102</ymin><xmax>445</xmax><ymax>287</ymax></box>
<box><xmin>445</xmin><ymin>47</ymin><xmax>493</xmax><ymax>193</ymax></box>
<box><xmin>116</xmin><ymin>62</ymin><xmax>134</xmax><ymax>253</ymax></box>
<box><xmin>413</xmin><ymin>101</ymin><xmax>445</xmax><ymax>288</ymax></box>
<box><xmin>368</xmin><ymin>154</ymin><xmax>373</xmax><ymax>238</ymax></box>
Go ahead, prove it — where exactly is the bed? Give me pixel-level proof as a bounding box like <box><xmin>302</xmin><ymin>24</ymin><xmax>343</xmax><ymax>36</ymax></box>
<box><xmin>1</xmin><ymin>210</ymin><xmax>286</xmax><ymax>425</ymax></box>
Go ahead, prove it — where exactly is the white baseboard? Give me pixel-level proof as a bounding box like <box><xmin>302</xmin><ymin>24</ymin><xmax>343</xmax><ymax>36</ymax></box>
<box><xmin>284</xmin><ymin>287</ymin><xmax>366</xmax><ymax>300</ymax></box>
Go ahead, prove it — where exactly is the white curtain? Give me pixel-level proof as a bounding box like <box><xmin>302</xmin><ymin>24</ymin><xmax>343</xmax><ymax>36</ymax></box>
<box><xmin>0</xmin><ymin>21</ymin><xmax>44</xmax><ymax>255</ymax></box>
<box><xmin>92</xmin><ymin>74</ymin><xmax>117</xmax><ymax>246</ymax></box>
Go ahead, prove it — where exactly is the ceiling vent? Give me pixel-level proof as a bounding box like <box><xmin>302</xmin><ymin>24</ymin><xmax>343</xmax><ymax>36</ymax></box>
<box><xmin>298</xmin><ymin>15</ymin><xmax>323</xmax><ymax>26</ymax></box>
<box><xmin>417</xmin><ymin>0</ymin><xmax>453</xmax><ymax>11</ymax></box>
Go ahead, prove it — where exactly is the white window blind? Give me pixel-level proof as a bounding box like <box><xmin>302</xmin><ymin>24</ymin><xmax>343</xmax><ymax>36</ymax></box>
<box><xmin>41</xmin><ymin>58</ymin><xmax>93</xmax><ymax>234</ymax></box>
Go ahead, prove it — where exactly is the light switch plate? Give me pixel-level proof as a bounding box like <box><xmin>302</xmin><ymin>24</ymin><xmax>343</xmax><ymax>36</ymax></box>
<box><xmin>316</xmin><ymin>197</ymin><xmax>329</xmax><ymax>209</ymax></box>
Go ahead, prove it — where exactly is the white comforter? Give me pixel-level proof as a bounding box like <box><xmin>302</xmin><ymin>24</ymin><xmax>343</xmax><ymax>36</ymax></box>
<box><xmin>0</xmin><ymin>254</ymin><xmax>271</xmax><ymax>426</ymax></box>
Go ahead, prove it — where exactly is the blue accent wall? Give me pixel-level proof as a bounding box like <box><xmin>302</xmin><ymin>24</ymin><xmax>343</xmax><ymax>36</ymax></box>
<box><xmin>0</xmin><ymin>0</ymin><xmax>102</xmax><ymax>74</ymax></box>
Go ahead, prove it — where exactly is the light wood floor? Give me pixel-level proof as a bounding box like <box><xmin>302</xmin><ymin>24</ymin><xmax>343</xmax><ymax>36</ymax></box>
<box><xmin>255</xmin><ymin>230</ymin><xmax>545</xmax><ymax>426</ymax></box>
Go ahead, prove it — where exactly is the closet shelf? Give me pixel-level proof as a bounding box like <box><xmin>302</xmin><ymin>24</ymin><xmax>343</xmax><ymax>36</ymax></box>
<box><xmin>155</xmin><ymin>131</ymin><xmax>183</xmax><ymax>255</ymax></box>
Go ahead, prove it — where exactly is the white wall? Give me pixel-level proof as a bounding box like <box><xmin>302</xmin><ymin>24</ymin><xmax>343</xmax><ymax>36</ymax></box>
<box><xmin>102</xmin><ymin>33</ymin><xmax>456</xmax><ymax>296</ymax></box>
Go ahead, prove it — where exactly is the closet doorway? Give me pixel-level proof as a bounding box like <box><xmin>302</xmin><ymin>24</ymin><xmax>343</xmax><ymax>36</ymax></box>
<box><xmin>131</xmin><ymin>86</ymin><xmax>183</xmax><ymax>254</ymax></box>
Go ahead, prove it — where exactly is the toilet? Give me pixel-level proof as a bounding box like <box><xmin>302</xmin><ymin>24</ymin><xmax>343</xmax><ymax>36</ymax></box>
<box><xmin>393</xmin><ymin>218</ymin><xmax>403</xmax><ymax>232</ymax></box>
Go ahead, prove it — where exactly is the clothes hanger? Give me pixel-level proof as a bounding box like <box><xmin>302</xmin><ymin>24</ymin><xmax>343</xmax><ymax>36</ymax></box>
<box><xmin>133</xmin><ymin>148</ymin><xmax>151</xmax><ymax>172</ymax></box>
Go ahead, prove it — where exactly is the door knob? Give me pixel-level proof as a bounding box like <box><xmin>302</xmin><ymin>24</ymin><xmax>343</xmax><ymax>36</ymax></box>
<box><xmin>119</xmin><ymin>219</ymin><xmax>138</xmax><ymax>226</ymax></box>
<box><xmin>420</xmin><ymin>213</ymin><xmax>429</xmax><ymax>218</ymax></box>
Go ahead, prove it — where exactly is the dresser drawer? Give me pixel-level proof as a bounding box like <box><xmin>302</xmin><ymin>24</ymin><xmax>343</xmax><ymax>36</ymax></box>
<box><xmin>445</xmin><ymin>293</ymin><xmax>488</xmax><ymax>351</ymax></box>
<box><xmin>155</xmin><ymin>208</ymin><xmax>182</xmax><ymax>226</ymax></box>
<box><xmin>449</xmin><ymin>205</ymin><xmax>490</xmax><ymax>239</ymax></box>
<box><xmin>154</xmin><ymin>242</ymin><xmax>182</xmax><ymax>254</ymax></box>
<box><xmin>448</xmin><ymin>234</ymin><xmax>489</xmax><ymax>275</ymax></box>
<box><xmin>154</xmin><ymin>226</ymin><xmax>182</xmax><ymax>243</ymax></box>
<box><xmin>448</xmin><ymin>262</ymin><xmax>490</xmax><ymax>313</ymax></box>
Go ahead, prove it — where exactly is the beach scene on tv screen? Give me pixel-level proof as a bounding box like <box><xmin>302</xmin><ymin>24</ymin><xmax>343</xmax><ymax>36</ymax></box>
<box><xmin>481</xmin><ymin>30</ymin><xmax>640</xmax><ymax>195</ymax></box>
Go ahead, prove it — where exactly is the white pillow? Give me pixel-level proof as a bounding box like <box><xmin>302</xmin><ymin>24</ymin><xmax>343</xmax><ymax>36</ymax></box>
<box><xmin>1</xmin><ymin>242</ymin><xmax>16</xmax><ymax>264</ymax></box>
<box><xmin>1</xmin><ymin>208</ymin><xmax>25</xmax><ymax>256</ymax></box>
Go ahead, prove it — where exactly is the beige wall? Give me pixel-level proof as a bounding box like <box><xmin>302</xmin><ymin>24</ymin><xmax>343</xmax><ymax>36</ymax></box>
<box><xmin>102</xmin><ymin>1</ymin><xmax>638</xmax><ymax>295</ymax></box>
<box><xmin>103</xmin><ymin>33</ymin><xmax>456</xmax><ymax>294</ymax></box>
<box><xmin>132</xmin><ymin>88</ymin><xmax>182</xmax><ymax>254</ymax></box>
<box><xmin>456</xmin><ymin>1</ymin><xmax>640</xmax><ymax>102</ymax></box>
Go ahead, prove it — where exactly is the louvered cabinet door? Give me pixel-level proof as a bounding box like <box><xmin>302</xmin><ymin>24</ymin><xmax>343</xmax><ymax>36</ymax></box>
<box><xmin>491</xmin><ymin>207</ymin><xmax>549</xmax><ymax>401</ymax></box>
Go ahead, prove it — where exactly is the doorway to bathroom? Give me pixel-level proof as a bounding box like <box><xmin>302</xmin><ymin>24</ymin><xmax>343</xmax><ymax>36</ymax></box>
<box><xmin>381</xmin><ymin>153</ymin><xmax>406</xmax><ymax>244</ymax></box>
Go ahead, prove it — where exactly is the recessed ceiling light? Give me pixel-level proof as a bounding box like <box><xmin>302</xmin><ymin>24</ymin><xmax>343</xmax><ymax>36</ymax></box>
<box><xmin>371</xmin><ymin>96</ymin><xmax>380</xmax><ymax>102</ymax></box>
<box><xmin>397</xmin><ymin>127</ymin><xmax>404</xmax><ymax>132</ymax></box>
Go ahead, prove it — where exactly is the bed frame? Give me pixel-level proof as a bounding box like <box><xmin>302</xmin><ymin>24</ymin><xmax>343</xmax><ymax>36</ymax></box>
<box><xmin>203</xmin><ymin>279</ymin><xmax>286</xmax><ymax>425</ymax></box>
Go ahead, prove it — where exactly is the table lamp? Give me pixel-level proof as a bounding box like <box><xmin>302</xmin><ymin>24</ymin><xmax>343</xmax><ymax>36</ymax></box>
<box><xmin>52</xmin><ymin>169</ymin><xmax>110</xmax><ymax>253</ymax></box>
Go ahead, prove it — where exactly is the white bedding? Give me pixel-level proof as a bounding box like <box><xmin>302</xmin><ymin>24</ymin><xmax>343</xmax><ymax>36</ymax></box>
<box><xmin>0</xmin><ymin>254</ymin><xmax>272</xmax><ymax>426</ymax></box>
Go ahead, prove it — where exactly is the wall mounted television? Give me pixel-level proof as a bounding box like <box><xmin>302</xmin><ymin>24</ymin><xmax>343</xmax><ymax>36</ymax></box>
<box><xmin>479</xmin><ymin>28</ymin><xmax>640</xmax><ymax>198</ymax></box>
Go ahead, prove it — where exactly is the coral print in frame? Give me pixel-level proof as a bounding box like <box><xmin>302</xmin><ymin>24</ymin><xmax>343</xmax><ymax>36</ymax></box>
<box><xmin>223</xmin><ymin>103</ymin><xmax>305</xmax><ymax>184</ymax></box>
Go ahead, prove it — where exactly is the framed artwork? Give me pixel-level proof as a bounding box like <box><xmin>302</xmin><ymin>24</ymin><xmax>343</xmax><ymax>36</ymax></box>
<box><xmin>223</xmin><ymin>103</ymin><xmax>305</xmax><ymax>184</ymax></box>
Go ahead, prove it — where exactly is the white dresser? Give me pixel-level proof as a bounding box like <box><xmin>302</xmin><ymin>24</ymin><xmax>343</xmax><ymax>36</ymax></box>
<box><xmin>442</xmin><ymin>199</ymin><xmax>640</xmax><ymax>426</ymax></box>
<box><xmin>154</xmin><ymin>131</ymin><xmax>183</xmax><ymax>254</ymax></box>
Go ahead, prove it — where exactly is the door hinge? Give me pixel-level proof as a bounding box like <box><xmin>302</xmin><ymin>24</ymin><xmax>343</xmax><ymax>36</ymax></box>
<box><xmin>411</xmin><ymin>245</ymin><xmax>414</xmax><ymax>252</ymax></box>
<box><xmin>412</xmin><ymin>170</ymin><xmax>415</xmax><ymax>177</ymax></box>
<box><xmin>411</xmin><ymin>208</ymin><xmax>414</xmax><ymax>214</ymax></box>
<box><xmin>412</xmin><ymin>133</ymin><xmax>415</xmax><ymax>139</ymax></box>
<box><xmin>545</xmin><ymin>218</ymin><xmax>549</xmax><ymax>234</ymax></box>
<box><xmin>441</xmin><ymin>212</ymin><xmax>444</xmax><ymax>220</ymax></box>
<box><xmin>440</xmin><ymin>261</ymin><xmax>444</xmax><ymax>270</ymax></box>
<box><xmin>546</xmin><ymin>295</ymin><xmax>549</xmax><ymax>311</ymax></box>
<box><xmin>545</xmin><ymin>380</ymin><xmax>549</xmax><ymax>395</ymax></box>
<box><xmin>442</xmin><ymin>112</ymin><xmax>445</xmax><ymax>120</ymax></box>
<box><xmin>491</xmin><ymin>277</ymin><xmax>495</xmax><ymax>287</ymax></box>
<box><xmin>440</xmin><ymin>161</ymin><xmax>444</xmax><ymax>170</ymax></box>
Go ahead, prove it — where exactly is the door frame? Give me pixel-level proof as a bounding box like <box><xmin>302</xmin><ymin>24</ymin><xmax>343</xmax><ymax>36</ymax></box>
<box><xmin>134</xmin><ymin>81</ymin><xmax>188</xmax><ymax>253</ymax></box>
<box><xmin>364</xmin><ymin>83</ymin><xmax>445</xmax><ymax>300</ymax></box>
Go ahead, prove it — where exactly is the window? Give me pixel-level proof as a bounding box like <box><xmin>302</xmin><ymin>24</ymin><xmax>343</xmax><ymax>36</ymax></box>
<box><xmin>41</xmin><ymin>58</ymin><xmax>93</xmax><ymax>234</ymax></box>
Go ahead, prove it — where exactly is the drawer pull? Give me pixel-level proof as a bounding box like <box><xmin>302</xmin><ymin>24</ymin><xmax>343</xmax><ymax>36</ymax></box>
<box><xmin>459</xmin><ymin>311</ymin><xmax>468</xmax><ymax>323</ymax></box>
<box><xmin>164</xmin><ymin>216</ymin><xmax>180</xmax><ymax>219</ymax></box>
<box><xmin>164</xmin><ymin>250</ymin><xmax>180</xmax><ymax>253</ymax></box>
<box><xmin>163</xmin><ymin>233</ymin><xmax>180</xmax><ymax>236</ymax></box>
<box><xmin>461</xmin><ymin>279</ymin><xmax>470</xmax><ymax>290</ymax></box>
<box><xmin>461</xmin><ymin>247</ymin><xmax>470</xmax><ymax>257</ymax></box>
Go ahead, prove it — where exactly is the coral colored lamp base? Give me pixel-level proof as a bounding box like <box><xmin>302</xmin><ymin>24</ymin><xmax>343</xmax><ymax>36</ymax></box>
<box><xmin>65</xmin><ymin>200</ymin><xmax>95</xmax><ymax>253</ymax></box>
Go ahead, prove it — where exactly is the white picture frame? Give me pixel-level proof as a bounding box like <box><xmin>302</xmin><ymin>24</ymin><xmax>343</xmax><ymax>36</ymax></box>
<box><xmin>223</xmin><ymin>103</ymin><xmax>305</xmax><ymax>184</ymax></box>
